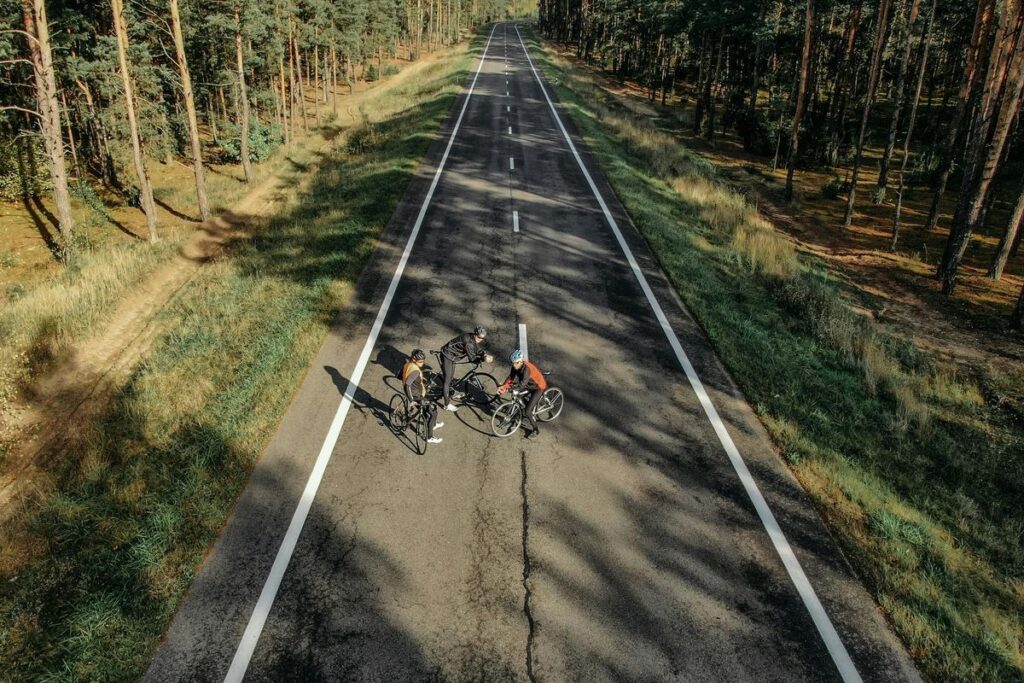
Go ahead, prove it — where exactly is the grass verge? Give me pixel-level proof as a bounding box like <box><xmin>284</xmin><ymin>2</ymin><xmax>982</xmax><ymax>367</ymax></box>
<box><xmin>525</xmin><ymin>28</ymin><xmax>1023</xmax><ymax>683</ymax></box>
<box><xmin>0</xmin><ymin>39</ymin><xmax>476</xmax><ymax>681</ymax></box>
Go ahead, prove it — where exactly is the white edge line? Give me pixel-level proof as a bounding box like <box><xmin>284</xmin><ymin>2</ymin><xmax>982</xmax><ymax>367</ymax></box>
<box><xmin>223</xmin><ymin>23</ymin><xmax>499</xmax><ymax>683</ymax></box>
<box><xmin>513</xmin><ymin>210</ymin><xmax>520</xmax><ymax>233</ymax></box>
<box><xmin>518</xmin><ymin>323</ymin><xmax>528</xmax><ymax>360</ymax></box>
<box><xmin>513</xmin><ymin>23</ymin><xmax>863</xmax><ymax>683</ymax></box>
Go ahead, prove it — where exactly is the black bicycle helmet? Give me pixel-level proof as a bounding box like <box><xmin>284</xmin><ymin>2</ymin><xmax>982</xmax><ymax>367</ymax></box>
<box><xmin>411</xmin><ymin>348</ymin><xmax>426</xmax><ymax>361</ymax></box>
<box><xmin>474</xmin><ymin>326</ymin><xmax>487</xmax><ymax>338</ymax></box>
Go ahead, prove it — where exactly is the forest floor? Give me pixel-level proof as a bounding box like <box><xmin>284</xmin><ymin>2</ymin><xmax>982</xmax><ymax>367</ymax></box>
<box><xmin>581</xmin><ymin>61</ymin><xmax>1024</xmax><ymax>374</ymax></box>
<box><xmin>0</xmin><ymin>37</ymin><xmax>477</xmax><ymax>679</ymax></box>
<box><xmin>533</xmin><ymin>34</ymin><xmax>1023</xmax><ymax>683</ymax></box>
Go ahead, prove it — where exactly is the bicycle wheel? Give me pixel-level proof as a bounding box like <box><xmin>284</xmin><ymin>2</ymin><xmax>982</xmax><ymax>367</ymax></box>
<box><xmin>412</xmin><ymin>411</ymin><xmax>429</xmax><ymax>454</ymax></box>
<box><xmin>535</xmin><ymin>387</ymin><xmax>564</xmax><ymax>422</ymax></box>
<box><xmin>389</xmin><ymin>393</ymin><xmax>410</xmax><ymax>432</ymax></box>
<box><xmin>491</xmin><ymin>401</ymin><xmax>523</xmax><ymax>437</ymax></box>
<box><xmin>463</xmin><ymin>372</ymin><xmax>499</xmax><ymax>405</ymax></box>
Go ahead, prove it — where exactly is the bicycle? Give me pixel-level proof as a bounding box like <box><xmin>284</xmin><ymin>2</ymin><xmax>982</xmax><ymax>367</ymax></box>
<box><xmin>490</xmin><ymin>382</ymin><xmax>565</xmax><ymax>437</ymax></box>
<box><xmin>388</xmin><ymin>393</ymin><xmax>433</xmax><ymax>455</ymax></box>
<box><xmin>427</xmin><ymin>350</ymin><xmax>499</xmax><ymax>406</ymax></box>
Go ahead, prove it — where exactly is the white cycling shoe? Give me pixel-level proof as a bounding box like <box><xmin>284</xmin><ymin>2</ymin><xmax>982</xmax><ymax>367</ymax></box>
<box><xmin>427</xmin><ymin>437</ymin><xmax>443</xmax><ymax>444</ymax></box>
<box><xmin>434</xmin><ymin>422</ymin><xmax>445</xmax><ymax>430</ymax></box>
<box><xmin>444</xmin><ymin>403</ymin><xmax>459</xmax><ymax>412</ymax></box>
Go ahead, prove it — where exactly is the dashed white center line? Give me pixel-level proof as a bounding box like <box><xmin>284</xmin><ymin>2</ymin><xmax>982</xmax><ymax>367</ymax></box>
<box><xmin>518</xmin><ymin>323</ymin><xmax>528</xmax><ymax>359</ymax></box>
<box><xmin>509</xmin><ymin>157</ymin><xmax>515</xmax><ymax>171</ymax></box>
<box><xmin>507</xmin><ymin>105</ymin><xmax>511</xmax><ymax>112</ymax></box>
<box><xmin>508</xmin><ymin>126</ymin><xmax>512</xmax><ymax>135</ymax></box>
<box><xmin>513</xmin><ymin>210</ymin><xmax>520</xmax><ymax>233</ymax></box>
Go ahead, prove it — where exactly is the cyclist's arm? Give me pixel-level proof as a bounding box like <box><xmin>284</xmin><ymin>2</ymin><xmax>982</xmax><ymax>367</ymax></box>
<box><xmin>404</xmin><ymin>371</ymin><xmax>422</xmax><ymax>402</ymax></box>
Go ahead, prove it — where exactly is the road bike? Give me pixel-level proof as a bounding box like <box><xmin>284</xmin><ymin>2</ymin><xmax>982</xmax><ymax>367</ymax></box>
<box><xmin>490</xmin><ymin>382</ymin><xmax>565</xmax><ymax>437</ymax></box>
<box><xmin>427</xmin><ymin>350</ymin><xmax>499</xmax><ymax>406</ymax></box>
<box><xmin>388</xmin><ymin>393</ymin><xmax>433</xmax><ymax>455</ymax></box>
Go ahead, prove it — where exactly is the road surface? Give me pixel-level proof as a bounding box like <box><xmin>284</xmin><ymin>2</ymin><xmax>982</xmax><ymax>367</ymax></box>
<box><xmin>145</xmin><ymin>22</ymin><xmax>919</xmax><ymax>683</ymax></box>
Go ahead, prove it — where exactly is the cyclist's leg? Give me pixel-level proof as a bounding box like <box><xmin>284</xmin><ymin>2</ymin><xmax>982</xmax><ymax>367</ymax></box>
<box><xmin>441</xmin><ymin>356</ymin><xmax>455</xmax><ymax>402</ymax></box>
<box><xmin>425</xmin><ymin>403</ymin><xmax>438</xmax><ymax>438</ymax></box>
<box><xmin>525</xmin><ymin>390</ymin><xmax>542</xmax><ymax>433</ymax></box>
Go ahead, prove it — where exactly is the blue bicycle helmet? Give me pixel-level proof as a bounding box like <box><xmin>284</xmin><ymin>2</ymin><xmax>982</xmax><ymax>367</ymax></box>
<box><xmin>509</xmin><ymin>349</ymin><xmax>524</xmax><ymax>363</ymax></box>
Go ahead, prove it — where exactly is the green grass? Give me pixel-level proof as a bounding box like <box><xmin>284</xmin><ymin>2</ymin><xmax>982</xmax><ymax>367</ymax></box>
<box><xmin>0</xmin><ymin>38</ymin><xmax>477</xmax><ymax>681</ymax></box>
<box><xmin>524</xmin><ymin>28</ymin><xmax>1024</xmax><ymax>683</ymax></box>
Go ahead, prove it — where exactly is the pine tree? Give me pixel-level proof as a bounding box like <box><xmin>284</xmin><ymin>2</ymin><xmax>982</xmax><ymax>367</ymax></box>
<box><xmin>111</xmin><ymin>0</ymin><xmax>159</xmax><ymax>241</ymax></box>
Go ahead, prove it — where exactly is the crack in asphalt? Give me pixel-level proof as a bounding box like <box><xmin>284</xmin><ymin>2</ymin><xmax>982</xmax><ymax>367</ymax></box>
<box><xmin>519</xmin><ymin>447</ymin><xmax>538</xmax><ymax>683</ymax></box>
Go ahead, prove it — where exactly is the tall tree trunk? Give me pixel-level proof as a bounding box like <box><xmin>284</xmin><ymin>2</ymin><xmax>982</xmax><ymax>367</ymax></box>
<box><xmin>313</xmin><ymin>35</ymin><xmax>320</xmax><ymax>124</ymax></box>
<box><xmin>692</xmin><ymin>34</ymin><xmax>709</xmax><ymax>134</ymax></box>
<box><xmin>219</xmin><ymin>86</ymin><xmax>228</xmax><ymax>122</ymax></box>
<box><xmin>279</xmin><ymin>53</ymin><xmax>289</xmax><ymax>144</ymax></box>
<box><xmin>58</xmin><ymin>91</ymin><xmax>81</xmax><ymax>180</ymax></box>
<box><xmin>704</xmin><ymin>33</ymin><xmax>723</xmax><ymax>141</ymax></box>
<box><xmin>288</xmin><ymin>30</ymin><xmax>296</xmax><ymax>137</ymax></box>
<box><xmin>74</xmin><ymin>77</ymin><xmax>114</xmax><ymax>186</ymax></box>
<box><xmin>22</xmin><ymin>0</ymin><xmax>74</xmax><ymax>244</ymax></box>
<box><xmin>208</xmin><ymin>103</ymin><xmax>218</xmax><ymax>140</ymax></box>
<box><xmin>924</xmin><ymin>0</ymin><xmax>996</xmax><ymax>233</ymax></box>
<box><xmin>785</xmin><ymin>0</ymin><xmax>815</xmax><ymax>201</ymax></box>
<box><xmin>843</xmin><ymin>0</ymin><xmax>893</xmax><ymax>230</ymax></box>
<box><xmin>234</xmin><ymin>5</ymin><xmax>253</xmax><ymax>184</ymax></box>
<box><xmin>417</xmin><ymin>0</ymin><xmax>423</xmax><ymax>58</ymax></box>
<box><xmin>708</xmin><ymin>33</ymin><xmax>724</xmax><ymax>141</ymax></box>
<box><xmin>292</xmin><ymin>24</ymin><xmax>308</xmax><ymax>133</ymax></box>
<box><xmin>170</xmin><ymin>0</ymin><xmax>210</xmax><ymax>221</ymax></box>
<box><xmin>989</xmin><ymin>183</ymin><xmax>1024</xmax><ymax>279</ymax></box>
<box><xmin>876</xmin><ymin>0</ymin><xmax>922</xmax><ymax>201</ymax></box>
<box><xmin>891</xmin><ymin>0</ymin><xmax>936</xmax><ymax>250</ymax></box>
<box><xmin>111</xmin><ymin>0</ymin><xmax>158</xmax><ymax>241</ymax></box>
<box><xmin>1013</xmin><ymin>280</ymin><xmax>1024</xmax><ymax>329</ymax></box>
<box><xmin>332</xmin><ymin>43</ymin><xmax>339</xmax><ymax>114</ymax></box>
<box><xmin>939</xmin><ymin>1</ymin><xmax>1024</xmax><ymax>294</ymax></box>
<box><xmin>826</xmin><ymin>0</ymin><xmax>863</xmax><ymax>165</ymax></box>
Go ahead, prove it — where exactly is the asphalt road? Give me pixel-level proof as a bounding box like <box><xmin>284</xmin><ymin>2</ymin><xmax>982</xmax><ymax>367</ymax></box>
<box><xmin>145</xmin><ymin>23</ymin><xmax>920</xmax><ymax>683</ymax></box>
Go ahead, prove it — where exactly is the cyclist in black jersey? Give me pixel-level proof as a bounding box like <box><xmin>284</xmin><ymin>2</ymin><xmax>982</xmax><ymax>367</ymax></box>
<box><xmin>440</xmin><ymin>326</ymin><xmax>493</xmax><ymax>412</ymax></box>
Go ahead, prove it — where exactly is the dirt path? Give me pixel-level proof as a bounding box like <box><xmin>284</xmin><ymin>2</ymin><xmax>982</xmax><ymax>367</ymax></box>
<box><xmin>0</xmin><ymin>175</ymin><xmax>285</xmax><ymax>516</ymax></box>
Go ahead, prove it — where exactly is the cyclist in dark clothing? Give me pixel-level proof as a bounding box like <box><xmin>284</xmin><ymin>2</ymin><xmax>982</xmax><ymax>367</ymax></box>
<box><xmin>402</xmin><ymin>348</ymin><xmax>443</xmax><ymax>443</ymax></box>
<box><xmin>498</xmin><ymin>349</ymin><xmax>548</xmax><ymax>439</ymax></box>
<box><xmin>440</xmin><ymin>325</ymin><xmax>493</xmax><ymax>412</ymax></box>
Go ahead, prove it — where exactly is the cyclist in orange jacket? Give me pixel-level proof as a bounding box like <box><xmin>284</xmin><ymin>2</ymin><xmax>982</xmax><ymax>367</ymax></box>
<box><xmin>497</xmin><ymin>349</ymin><xmax>547</xmax><ymax>439</ymax></box>
<box><xmin>402</xmin><ymin>348</ymin><xmax>443</xmax><ymax>444</ymax></box>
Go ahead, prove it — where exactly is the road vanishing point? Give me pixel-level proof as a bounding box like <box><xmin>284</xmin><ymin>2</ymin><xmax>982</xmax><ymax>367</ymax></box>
<box><xmin>145</xmin><ymin>22</ymin><xmax>920</xmax><ymax>683</ymax></box>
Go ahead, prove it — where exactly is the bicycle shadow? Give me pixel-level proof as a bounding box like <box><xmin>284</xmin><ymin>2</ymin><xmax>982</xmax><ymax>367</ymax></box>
<box><xmin>323</xmin><ymin>365</ymin><xmax>391</xmax><ymax>427</ymax></box>
<box><xmin>324</xmin><ymin>364</ymin><xmax>426</xmax><ymax>456</ymax></box>
<box><xmin>450</xmin><ymin>399</ymin><xmax>503</xmax><ymax>436</ymax></box>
